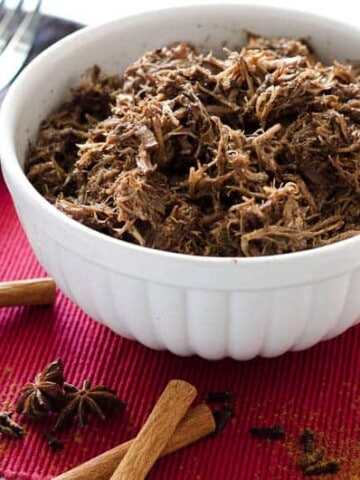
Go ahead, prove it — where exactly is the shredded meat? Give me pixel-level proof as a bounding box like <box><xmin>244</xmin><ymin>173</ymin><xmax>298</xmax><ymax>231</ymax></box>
<box><xmin>26</xmin><ymin>34</ymin><xmax>360</xmax><ymax>256</ymax></box>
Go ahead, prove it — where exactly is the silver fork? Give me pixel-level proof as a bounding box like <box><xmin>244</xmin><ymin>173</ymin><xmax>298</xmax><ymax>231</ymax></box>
<box><xmin>0</xmin><ymin>0</ymin><xmax>41</xmax><ymax>91</ymax></box>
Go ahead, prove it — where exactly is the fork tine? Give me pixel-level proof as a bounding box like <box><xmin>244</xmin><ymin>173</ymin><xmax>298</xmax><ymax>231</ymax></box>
<box><xmin>0</xmin><ymin>0</ymin><xmax>24</xmax><ymax>53</ymax></box>
<box><xmin>0</xmin><ymin>0</ymin><xmax>41</xmax><ymax>91</ymax></box>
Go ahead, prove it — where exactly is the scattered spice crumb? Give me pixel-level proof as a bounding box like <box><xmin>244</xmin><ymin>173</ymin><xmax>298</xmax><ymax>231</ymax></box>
<box><xmin>299</xmin><ymin>429</ymin><xmax>341</xmax><ymax>476</ymax></box>
<box><xmin>212</xmin><ymin>404</ymin><xmax>235</xmax><ymax>437</ymax></box>
<box><xmin>300</xmin><ymin>429</ymin><xmax>315</xmax><ymax>454</ymax></box>
<box><xmin>302</xmin><ymin>460</ymin><xmax>341</xmax><ymax>476</ymax></box>
<box><xmin>300</xmin><ymin>447</ymin><xmax>326</xmax><ymax>469</ymax></box>
<box><xmin>74</xmin><ymin>431</ymin><xmax>84</xmax><ymax>444</ymax></box>
<box><xmin>250</xmin><ymin>425</ymin><xmax>285</xmax><ymax>440</ymax></box>
<box><xmin>43</xmin><ymin>429</ymin><xmax>64</xmax><ymax>452</ymax></box>
<box><xmin>206</xmin><ymin>389</ymin><xmax>235</xmax><ymax>437</ymax></box>
<box><xmin>0</xmin><ymin>412</ymin><xmax>24</xmax><ymax>439</ymax></box>
<box><xmin>3</xmin><ymin>366</ymin><xmax>13</xmax><ymax>377</ymax></box>
<box><xmin>206</xmin><ymin>390</ymin><xmax>232</xmax><ymax>403</ymax></box>
<box><xmin>0</xmin><ymin>442</ymin><xmax>9</xmax><ymax>454</ymax></box>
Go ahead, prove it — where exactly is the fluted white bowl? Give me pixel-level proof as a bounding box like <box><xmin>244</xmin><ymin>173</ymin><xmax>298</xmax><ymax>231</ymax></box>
<box><xmin>2</xmin><ymin>4</ymin><xmax>360</xmax><ymax>360</ymax></box>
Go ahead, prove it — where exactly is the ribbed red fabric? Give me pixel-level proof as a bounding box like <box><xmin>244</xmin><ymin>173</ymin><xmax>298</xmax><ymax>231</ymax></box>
<box><xmin>1</xmin><ymin>174</ymin><xmax>360</xmax><ymax>479</ymax></box>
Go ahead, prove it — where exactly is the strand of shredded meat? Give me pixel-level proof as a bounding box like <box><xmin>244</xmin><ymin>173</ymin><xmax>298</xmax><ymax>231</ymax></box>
<box><xmin>26</xmin><ymin>35</ymin><xmax>360</xmax><ymax>256</ymax></box>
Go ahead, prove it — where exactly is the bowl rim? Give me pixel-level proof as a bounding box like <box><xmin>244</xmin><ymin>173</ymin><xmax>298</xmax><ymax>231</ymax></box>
<box><xmin>1</xmin><ymin>2</ymin><xmax>360</xmax><ymax>270</ymax></box>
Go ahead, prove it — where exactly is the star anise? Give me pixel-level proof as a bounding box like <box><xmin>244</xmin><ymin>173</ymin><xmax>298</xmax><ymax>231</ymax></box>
<box><xmin>0</xmin><ymin>412</ymin><xmax>25</xmax><ymax>438</ymax></box>
<box><xmin>16</xmin><ymin>358</ymin><xmax>65</xmax><ymax>418</ymax></box>
<box><xmin>54</xmin><ymin>379</ymin><xmax>126</xmax><ymax>431</ymax></box>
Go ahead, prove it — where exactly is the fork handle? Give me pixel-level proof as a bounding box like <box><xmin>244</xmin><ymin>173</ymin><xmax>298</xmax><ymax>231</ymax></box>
<box><xmin>0</xmin><ymin>278</ymin><xmax>56</xmax><ymax>307</ymax></box>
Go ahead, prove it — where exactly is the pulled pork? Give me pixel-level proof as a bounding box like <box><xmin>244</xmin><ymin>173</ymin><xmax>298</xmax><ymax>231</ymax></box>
<box><xmin>26</xmin><ymin>36</ymin><xmax>360</xmax><ymax>256</ymax></box>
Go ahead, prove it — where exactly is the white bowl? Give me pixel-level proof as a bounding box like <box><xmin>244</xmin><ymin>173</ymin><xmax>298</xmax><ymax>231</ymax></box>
<box><xmin>2</xmin><ymin>4</ymin><xmax>360</xmax><ymax>360</ymax></box>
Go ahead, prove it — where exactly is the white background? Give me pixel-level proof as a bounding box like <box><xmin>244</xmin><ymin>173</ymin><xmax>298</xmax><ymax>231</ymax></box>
<box><xmin>41</xmin><ymin>0</ymin><xmax>360</xmax><ymax>27</ymax></box>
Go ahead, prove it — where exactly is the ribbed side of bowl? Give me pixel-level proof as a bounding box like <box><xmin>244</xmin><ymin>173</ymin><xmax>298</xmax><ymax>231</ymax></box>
<box><xmin>17</xmin><ymin>210</ymin><xmax>360</xmax><ymax>360</ymax></box>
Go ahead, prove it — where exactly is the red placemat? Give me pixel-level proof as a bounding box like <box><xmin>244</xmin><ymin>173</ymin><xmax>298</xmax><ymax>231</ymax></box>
<box><xmin>1</xmin><ymin>174</ymin><xmax>360</xmax><ymax>480</ymax></box>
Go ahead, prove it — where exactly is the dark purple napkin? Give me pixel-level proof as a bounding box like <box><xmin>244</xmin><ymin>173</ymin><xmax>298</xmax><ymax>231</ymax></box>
<box><xmin>0</xmin><ymin>15</ymin><xmax>83</xmax><ymax>103</ymax></box>
<box><xmin>28</xmin><ymin>15</ymin><xmax>83</xmax><ymax>60</ymax></box>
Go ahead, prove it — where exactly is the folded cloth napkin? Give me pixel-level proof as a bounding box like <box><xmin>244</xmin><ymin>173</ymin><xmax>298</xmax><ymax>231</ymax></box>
<box><xmin>0</xmin><ymin>15</ymin><xmax>360</xmax><ymax>480</ymax></box>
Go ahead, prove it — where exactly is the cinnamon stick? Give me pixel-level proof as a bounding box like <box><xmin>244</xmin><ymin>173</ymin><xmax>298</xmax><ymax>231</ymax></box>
<box><xmin>0</xmin><ymin>278</ymin><xmax>56</xmax><ymax>307</ymax></box>
<box><xmin>53</xmin><ymin>403</ymin><xmax>215</xmax><ymax>480</ymax></box>
<box><xmin>110</xmin><ymin>379</ymin><xmax>197</xmax><ymax>480</ymax></box>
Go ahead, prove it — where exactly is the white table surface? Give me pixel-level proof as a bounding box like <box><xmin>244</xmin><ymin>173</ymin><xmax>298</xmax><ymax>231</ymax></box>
<box><xmin>41</xmin><ymin>0</ymin><xmax>360</xmax><ymax>28</ymax></box>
